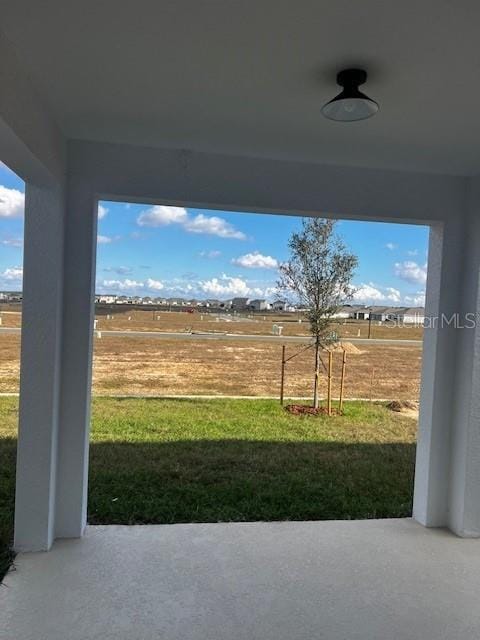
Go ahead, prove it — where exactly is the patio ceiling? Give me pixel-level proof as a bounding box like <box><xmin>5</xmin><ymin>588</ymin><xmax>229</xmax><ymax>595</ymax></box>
<box><xmin>2</xmin><ymin>0</ymin><xmax>480</xmax><ymax>175</ymax></box>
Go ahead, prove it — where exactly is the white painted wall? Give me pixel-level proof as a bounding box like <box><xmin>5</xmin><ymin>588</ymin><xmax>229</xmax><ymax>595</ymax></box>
<box><xmin>69</xmin><ymin>141</ymin><xmax>465</xmax><ymax>225</ymax></box>
<box><xmin>0</xmin><ymin>33</ymin><xmax>65</xmax><ymax>185</ymax></box>
<box><xmin>9</xmin><ymin>125</ymin><xmax>480</xmax><ymax>549</ymax></box>
<box><xmin>69</xmin><ymin>140</ymin><xmax>478</xmax><ymax>536</ymax></box>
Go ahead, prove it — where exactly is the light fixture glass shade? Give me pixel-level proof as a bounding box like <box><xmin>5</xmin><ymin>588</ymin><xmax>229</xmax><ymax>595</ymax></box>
<box><xmin>321</xmin><ymin>69</ymin><xmax>379</xmax><ymax>122</ymax></box>
<box><xmin>322</xmin><ymin>92</ymin><xmax>379</xmax><ymax>122</ymax></box>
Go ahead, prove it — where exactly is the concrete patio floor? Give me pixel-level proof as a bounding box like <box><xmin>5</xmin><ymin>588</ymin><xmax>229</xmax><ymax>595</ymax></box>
<box><xmin>1</xmin><ymin>518</ymin><xmax>480</xmax><ymax>639</ymax></box>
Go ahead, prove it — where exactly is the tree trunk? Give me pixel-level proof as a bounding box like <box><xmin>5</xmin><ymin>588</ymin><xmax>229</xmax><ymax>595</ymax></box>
<box><xmin>313</xmin><ymin>337</ymin><xmax>320</xmax><ymax>409</ymax></box>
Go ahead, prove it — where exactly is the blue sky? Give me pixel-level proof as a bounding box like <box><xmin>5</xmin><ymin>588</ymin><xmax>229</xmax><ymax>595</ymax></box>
<box><xmin>0</xmin><ymin>161</ymin><xmax>428</xmax><ymax>305</ymax></box>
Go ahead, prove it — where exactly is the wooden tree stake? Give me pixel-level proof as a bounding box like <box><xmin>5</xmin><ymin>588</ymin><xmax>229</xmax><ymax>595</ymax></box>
<box><xmin>280</xmin><ymin>345</ymin><xmax>286</xmax><ymax>405</ymax></box>
<box><xmin>339</xmin><ymin>350</ymin><xmax>347</xmax><ymax>413</ymax></box>
<box><xmin>327</xmin><ymin>351</ymin><xmax>333</xmax><ymax>416</ymax></box>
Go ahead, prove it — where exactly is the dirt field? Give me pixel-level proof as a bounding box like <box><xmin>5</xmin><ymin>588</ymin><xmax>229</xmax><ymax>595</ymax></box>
<box><xmin>0</xmin><ymin>332</ymin><xmax>422</xmax><ymax>400</ymax></box>
<box><xmin>0</xmin><ymin>311</ymin><xmax>21</xmax><ymax>329</ymax></box>
<box><xmin>0</xmin><ymin>334</ymin><xmax>20</xmax><ymax>391</ymax></box>
<box><xmin>0</xmin><ymin>307</ymin><xmax>423</xmax><ymax>340</ymax></box>
<box><xmin>95</xmin><ymin>308</ymin><xmax>424</xmax><ymax>340</ymax></box>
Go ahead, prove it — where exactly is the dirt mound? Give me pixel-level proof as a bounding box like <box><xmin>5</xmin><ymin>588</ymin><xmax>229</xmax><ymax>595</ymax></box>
<box><xmin>386</xmin><ymin>400</ymin><xmax>419</xmax><ymax>418</ymax></box>
<box><xmin>324</xmin><ymin>341</ymin><xmax>362</xmax><ymax>355</ymax></box>
<box><xmin>285</xmin><ymin>404</ymin><xmax>342</xmax><ymax>416</ymax></box>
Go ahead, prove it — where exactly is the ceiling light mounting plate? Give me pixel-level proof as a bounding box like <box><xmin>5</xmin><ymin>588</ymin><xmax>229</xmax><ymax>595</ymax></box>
<box><xmin>337</xmin><ymin>68</ymin><xmax>367</xmax><ymax>88</ymax></box>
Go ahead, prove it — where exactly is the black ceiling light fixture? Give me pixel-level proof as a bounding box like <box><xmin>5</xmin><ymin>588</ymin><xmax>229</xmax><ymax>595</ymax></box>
<box><xmin>321</xmin><ymin>68</ymin><xmax>379</xmax><ymax>122</ymax></box>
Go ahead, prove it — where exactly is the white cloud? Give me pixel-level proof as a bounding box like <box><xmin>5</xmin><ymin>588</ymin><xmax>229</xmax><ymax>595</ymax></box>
<box><xmin>98</xmin><ymin>204</ymin><xmax>108</xmax><ymax>220</ymax></box>
<box><xmin>262</xmin><ymin>286</ymin><xmax>278</xmax><ymax>299</ymax></box>
<box><xmin>97</xmin><ymin>235</ymin><xmax>113</xmax><ymax>244</ymax></box>
<box><xmin>145</xmin><ymin>278</ymin><xmax>164</xmax><ymax>291</ymax></box>
<box><xmin>97</xmin><ymin>272</ymin><xmax>278</xmax><ymax>300</ymax></box>
<box><xmin>353</xmin><ymin>283</ymin><xmax>403</xmax><ymax>304</ymax></box>
<box><xmin>199</xmin><ymin>275</ymin><xmax>250</xmax><ymax>297</ymax></box>
<box><xmin>352</xmin><ymin>281</ymin><xmax>425</xmax><ymax>306</ymax></box>
<box><xmin>137</xmin><ymin>205</ymin><xmax>245</xmax><ymax>239</ymax></box>
<box><xmin>138</xmin><ymin>205</ymin><xmax>188</xmax><ymax>227</ymax></box>
<box><xmin>199</xmin><ymin>274</ymin><xmax>265</xmax><ymax>297</ymax></box>
<box><xmin>404</xmin><ymin>292</ymin><xmax>426</xmax><ymax>306</ymax></box>
<box><xmin>385</xmin><ymin>243</ymin><xmax>397</xmax><ymax>251</ymax></box>
<box><xmin>1</xmin><ymin>237</ymin><xmax>23</xmax><ymax>248</ymax></box>
<box><xmin>394</xmin><ymin>261</ymin><xmax>427</xmax><ymax>285</ymax></box>
<box><xmin>199</xmin><ymin>250</ymin><xmax>222</xmax><ymax>259</ymax></box>
<box><xmin>385</xmin><ymin>287</ymin><xmax>402</xmax><ymax>303</ymax></box>
<box><xmin>184</xmin><ymin>214</ymin><xmax>246</xmax><ymax>239</ymax></box>
<box><xmin>0</xmin><ymin>186</ymin><xmax>24</xmax><ymax>218</ymax></box>
<box><xmin>103</xmin><ymin>266</ymin><xmax>132</xmax><ymax>275</ymax></box>
<box><xmin>353</xmin><ymin>283</ymin><xmax>385</xmax><ymax>302</ymax></box>
<box><xmin>101</xmin><ymin>279</ymin><xmax>144</xmax><ymax>291</ymax></box>
<box><xmin>407</xmin><ymin>249</ymin><xmax>419</xmax><ymax>256</ymax></box>
<box><xmin>232</xmin><ymin>251</ymin><xmax>278</xmax><ymax>269</ymax></box>
<box><xmin>1</xmin><ymin>266</ymin><xmax>23</xmax><ymax>281</ymax></box>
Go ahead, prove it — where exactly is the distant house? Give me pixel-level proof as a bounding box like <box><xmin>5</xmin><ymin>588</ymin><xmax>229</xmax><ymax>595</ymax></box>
<box><xmin>368</xmin><ymin>306</ymin><xmax>398</xmax><ymax>322</ymax></box>
<box><xmin>142</xmin><ymin>296</ymin><xmax>153</xmax><ymax>304</ymax></box>
<box><xmin>203</xmin><ymin>299</ymin><xmax>221</xmax><ymax>308</ymax></box>
<box><xmin>249</xmin><ymin>299</ymin><xmax>269</xmax><ymax>311</ymax></box>
<box><xmin>167</xmin><ymin>297</ymin><xmax>185</xmax><ymax>306</ymax></box>
<box><xmin>351</xmin><ymin>305</ymin><xmax>425</xmax><ymax>324</ymax></box>
<box><xmin>231</xmin><ymin>297</ymin><xmax>249</xmax><ymax>310</ymax></box>
<box><xmin>1</xmin><ymin>291</ymin><xmax>23</xmax><ymax>302</ymax></box>
<box><xmin>350</xmin><ymin>305</ymin><xmax>371</xmax><ymax>320</ymax></box>
<box><xmin>393</xmin><ymin>307</ymin><xmax>425</xmax><ymax>324</ymax></box>
<box><xmin>331</xmin><ymin>305</ymin><xmax>354</xmax><ymax>319</ymax></box>
<box><xmin>271</xmin><ymin>300</ymin><xmax>287</xmax><ymax>311</ymax></box>
<box><xmin>96</xmin><ymin>294</ymin><xmax>118</xmax><ymax>304</ymax></box>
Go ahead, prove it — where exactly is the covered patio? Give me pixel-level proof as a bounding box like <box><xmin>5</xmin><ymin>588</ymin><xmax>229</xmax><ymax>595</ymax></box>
<box><xmin>1</xmin><ymin>1</ymin><xmax>480</xmax><ymax>637</ymax></box>
<box><xmin>3</xmin><ymin>519</ymin><xmax>480</xmax><ymax>639</ymax></box>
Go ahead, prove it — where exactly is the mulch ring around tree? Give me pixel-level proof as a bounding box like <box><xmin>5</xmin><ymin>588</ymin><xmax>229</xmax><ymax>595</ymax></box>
<box><xmin>385</xmin><ymin>400</ymin><xmax>419</xmax><ymax>419</ymax></box>
<box><xmin>285</xmin><ymin>404</ymin><xmax>342</xmax><ymax>416</ymax></box>
<box><xmin>386</xmin><ymin>400</ymin><xmax>418</xmax><ymax>412</ymax></box>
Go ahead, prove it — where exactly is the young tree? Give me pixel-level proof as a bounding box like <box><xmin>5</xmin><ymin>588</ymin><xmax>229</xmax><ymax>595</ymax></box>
<box><xmin>278</xmin><ymin>218</ymin><xmax>358</xmax><ymax>409</ymax></box>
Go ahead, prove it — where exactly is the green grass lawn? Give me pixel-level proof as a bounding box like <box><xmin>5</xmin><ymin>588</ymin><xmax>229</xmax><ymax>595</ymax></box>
<box><xmin>0</xmin><ymin>397</ymin><xmax>417</xmax><ymax>580</ymax></box>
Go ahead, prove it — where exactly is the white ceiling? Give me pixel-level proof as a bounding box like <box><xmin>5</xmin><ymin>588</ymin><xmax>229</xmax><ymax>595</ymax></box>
<box><xmin>2</xmin><ymin>0</ymin><xmax>480</xmax><ymax>175</ymax></box>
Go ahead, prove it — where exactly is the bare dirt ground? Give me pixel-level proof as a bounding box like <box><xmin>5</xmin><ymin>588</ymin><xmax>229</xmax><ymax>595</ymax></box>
<box><xmin>93</xmin><ymin>308</ymin><xmax>423</xmax><ymax>340</ymax></box>
<box><xmin>0</xmin><ymin>334</ymin><xmax>20</xmax><ymax>392</ymax></box>
<box><xmin>0</xmin><ymin>331</ymin><xmax>421</xmax><ymax>400</ymax></box>
<box><xmin>0</xmin><ymin>306</ymin><xmax>423</xmax><ymax>340</ymax></box>
<box><xmin>92</xmin><ymin>335</ymin><xmax>422</xmax><ymax>399</ymax></box>
<box><xmin>0</xmin><ymin>311</ymin><xmax>21</xmax><ymax>329</ymax></box>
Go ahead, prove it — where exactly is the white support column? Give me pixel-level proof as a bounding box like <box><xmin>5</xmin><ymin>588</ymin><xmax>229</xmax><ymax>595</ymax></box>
<box><xmin>414</xmin><ymin>183</ymin><xmax>480</xmax><ymax>536</ymax></box>
<box><xmin>54</xmin><ymin>175</ymin><xmax>97</xmax><ymax>538</ymax></box>
<box><xmin>446</xmin><ymin>177</ymin><xmax>480</xmax><ymax>536</ymax></box>
<box><xmin>413</xmin><ymin>218</ymin><xmax>464</xmax><ymax>527</ymax></box>
<box><xmin>14</xmin><ymin>183</ymin><xmax>65</xmax><ymax>551</ymax></box>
